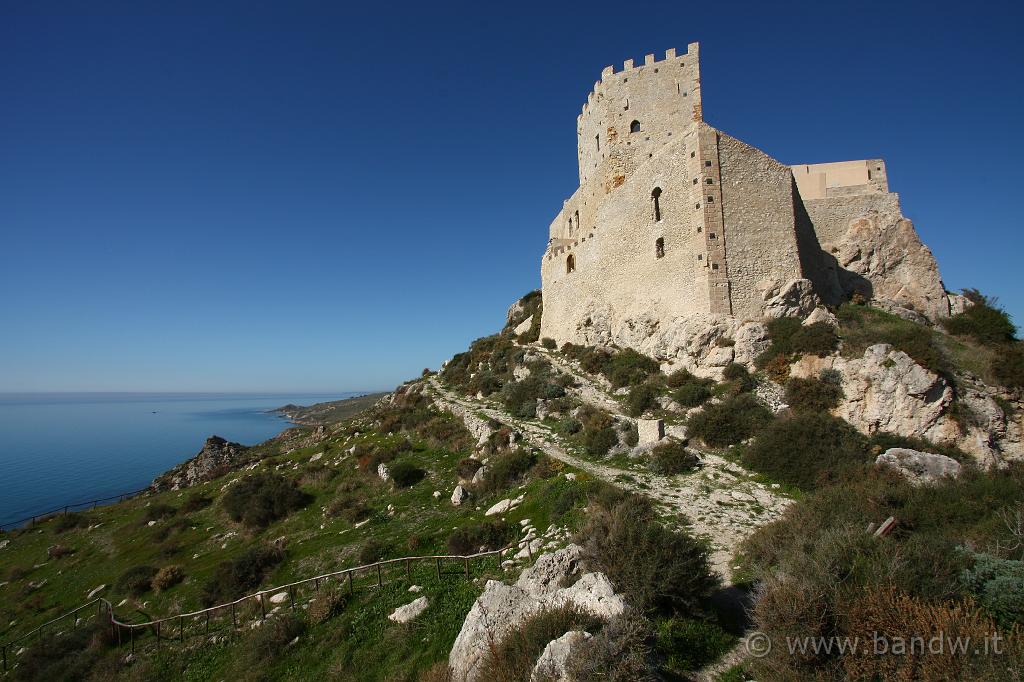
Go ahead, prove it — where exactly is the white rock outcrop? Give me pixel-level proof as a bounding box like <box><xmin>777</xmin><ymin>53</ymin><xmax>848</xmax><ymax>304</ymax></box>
<box><xmin>876</xmin><ymin>448</ymin><xmax>961</xmax><ymax>485</ymax></box>
<box><xmin>451</xmin><ymin>485</ymin><xmax>469</xmax><ymax>506</ymax></box>
<box><xmin>448</xmin><ymin>545</ymin><xmax>625</xmax><ymax>682</ymax></box>
<box><xmin>763</xmin><ymin>278</ymin><xmax>820</xmax><ymax>319</ymax></box>
<box><xmin>530</xmin><ymin>630</ymin><xmax>592</xmax><ymax>681</ymax></box>
<box><xmin>388</xmin><ymin>596</ymin><xmax>429</xmax><ymax>624</ymax></box>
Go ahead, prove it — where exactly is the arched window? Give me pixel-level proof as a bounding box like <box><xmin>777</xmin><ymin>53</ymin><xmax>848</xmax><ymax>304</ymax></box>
<box><xmin>655</xmin><ymin>238</ymin><xmax>665</xmax><ymax>259</ymax></box>
<box><xmin>630</xmin><ymin>120</ymin><xmax>641</xmax><ymax>134</ymax></box>
<box><xmin>566</xmin><ymin>254</ymin><xmax>576</xmax><ymax>274</ymax></box>
<box><xmin>651</xmin><ymin>187</ymin><xmax>662</xmax><ymax>222</ymax></box>
<box><xmin>574</xmin><ymin>210</ymin><xmax>579</xmax><ymax>231</ymax></box>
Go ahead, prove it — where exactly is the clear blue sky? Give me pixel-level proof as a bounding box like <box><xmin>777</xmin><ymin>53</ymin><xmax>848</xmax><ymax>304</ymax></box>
<box><xmin>2</xmin><ymin>0</ymin><xmax>1022</xmax><ymax>392</ymax></box>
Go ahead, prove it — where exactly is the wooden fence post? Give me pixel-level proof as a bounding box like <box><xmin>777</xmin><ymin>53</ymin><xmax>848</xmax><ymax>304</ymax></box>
<box><xmin>348</xmin><ymin>570</ymin><xmax>354</xmax><ymax>595</ymax></box>
<box><xmin>464</xmin><ymin>557</ymin><xmax>470</xmax><ymax>579</ymax></box>
<box><xmin>180</xmin><ymin>615</ymin><xmax>185</xmax><ymax>643</ymax></box>
<box><xmin>130</xmin><ymin>626</ymin><xmax>135</xmax><ymax>654</ymax></box>
<box><xmin>231</xmin><ymin>603</ymin><xmax>237</xmax><ymax>630</ymax></box>
<box><xmin>406</xmin><ymin>559</ymin><xmax>411</xmax><ymax>581</ymax></box>
<box><xmin>377</xmin><ymin>564</ymin><xmax>382</xmax><ymax>588</ymax></box>
<box><xmin>205</xmin><ymin>611</ymin><xmax>210</xmax><ymax>636</ymax></box>
<box><xmin>3</xmin><ymin>645</ymin><xmax>7</xmax><ymax>673</ymax></box>
<box><xmin>436</xmin><ymin>558</ymin><xmax>442</xmax><ymax>581</ymax></box>
<box><xmin>156</xmin><ymin>622</ymin><xmax>161</xmax><ymax>654</ymax></box>
<box><xmin>259</xmin><ymin>594</ymin><xmax>266</xmax><ymax>620</ymax></box>
<box><xmin>289</xmin><ymin>587</ymin><xmax>295</xmax><ymax>609</ymax></box>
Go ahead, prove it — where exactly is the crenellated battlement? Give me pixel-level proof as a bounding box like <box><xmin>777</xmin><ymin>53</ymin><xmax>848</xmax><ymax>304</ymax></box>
<box><xmin>578</xmin><ymin>43</ymin><xmax>699</xmax><ymax>117</ymax></box>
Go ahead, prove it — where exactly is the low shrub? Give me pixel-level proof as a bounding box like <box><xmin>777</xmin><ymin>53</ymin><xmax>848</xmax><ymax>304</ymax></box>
<box><xmin>446</xmin><ymin>520</ymin><xmax>515</xmax><ymax>555</ymax></box>
<box><xmin>8</xmin><ymin>624</ymin><xmax>113</xmax><ymax>682</ymax></box>
<box><xmin>654</xmin><ymin>617</ymin><xmax>737</xmax><ymax>673</ymax></box>
<box><xmin>554</xmin><ymin>416</ymin><xmax>582</xmax><ymax>436</ymax></box>
<box><xmin>761</xmin><ymin>353</ymin><xmax>791</xmax><ymax>383</ymax></box>
<box><xmin>326</xmin><ymin>482</ymin><xmax>373</xmax><ymax>523</ymax></box>
<box><xmin>687</xmin><ymin>394</ymin><xmax>772</xmax><ymax>447</ymax></box>
<box><xmin>358</xmin><ymin>538</ymin><xmax>389</xmax><ymax>564</ymax></box>
<box><xmin>308</xmin><ymin>589</ymin><xmax>347</xmax><ymax>625</ymax></box>
<box><xmin>47</xmin><ymin>544</ymin><xmax>73</xmax><ymax>560</ymax></box>
<box><xmin>674</xmin><ymin>381</ymin><xmax>713</xmax><ymax>408</ymax></box>
<box><xmin>992</xmin><ymin>343</ymin><xmax>1024</xmax><ymax>389</ymax></box>
<box><xmin>942</xmin><ymin>289</ymin><xmax>1017</xmax><ymax>344</ymax></box>
<box><xmin>143</xmin><ymin>504</ymin><xmax>177</xmax><ymax>523</ymax></box>
<box><xmin>836</xmin><ymin>304</ymin><xmax>952</xmax><ymax>376</ymax></box>
<box><xmin>117</xmin><ymin>565</ymin><xmax>157</xmax><ymax>597</ymax></box>
<box><xmin>52</xmin><ymin>512</ymin><xmax>91</xmax><ymax>533</ymax></box>
<box><xmin>181</xmin><ymin>493</ymin><xmax>213</xmax><ymax>513</ymax></box>
<box><xmin>201</xmin><ymin>545</ymin><xmax>285</xmax><ymax>606</ymax></box>
<box><xmin>389</xmin><ymin>460</ymin><xmax>425</xmax><ymax>488</ymax></box>
<box><xmin>152</xmin><ymin>565</ymin><xmax>185</xmax><ymax>592</ymax></box>
<box><xmin>478</xmin><ymin>606</ymin><xmax>604</xmax><ymax>681</ymax></box>
<box><xmin>578</xmin><ymin>495</ymin><xmax>718</xmax><ymax>615</ymax></box>
<box><xmin>456</xmin><ymin>457</ymin><xmax>483</xmax><ymax>480</ymax></box>
<box><xmin>541</xmin><ymin>337</ymin><xmax>557</xmax><ymax>349</ymax></box>
<box><xmin>620</xmin><ymin>420</ymin><xmax>639</xmax><ymax>447</ymax></box>
<box><xmin>502</xmin><ymin>377</ymin><xmax>565</xmax><ymax>418</ymax></box>
<box><xmin>221</xmin><ymin>472</ymin><xmax>312</xmax><ymax>529</ymax></box>
<box><xmin>960</xmin><ymin>550</ymin><xmax>1024</xmax><ymax>627</ymax></box>
<box><xmin>649</xmin><ymin>441</ymin><xmax>699</xmax><ymax>475</ymax></box>
<box><xmin>565</xmin><ymin>613</ymin><xmax>656</xmax><ymax>681</ymax></box>
<box><xmin>606</xmin><ymin>348</ymin><xmax>661</xmax><ymax>388</ymax></box>
<box><xmin>582</xmin><ymin>426</ymin><xmax>619</xmax><ymax>456</ymax></box>
<box><xmin>237</xmin><ymin>613</ymin><xmax>307</xmax><ymax>667</ymax></box>
<box><xmin>477</xmin><ymin>449</ymin><xmax>537</xmax><ymax>495</ymax></box>
<box><xmin>626</xmin><ymin>382</ymin><xmax>661</xmax><ymax>417</ymax></box>
<box><xmin>756</xmin><ymin>318</ymin><xmax>838</xmax><ymax>370</ymax></box>
<box><xmin>742</xmin><ymin>413</ymin><xmax>869</xmax><ymax>490</ymax></box>
<box><xmin>785</xmin><ymin>374</ymin><xmax>843</xmax><ymax>412</ymax></box>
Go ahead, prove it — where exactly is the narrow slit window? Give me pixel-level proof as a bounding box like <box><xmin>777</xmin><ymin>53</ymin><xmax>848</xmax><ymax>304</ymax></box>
<box><xmin>566</xmin><ymin>254</ymin><xmax>576</xmax><ymax>274</ymax></box>
<box><xmin>655</xmin><ymin>237</ymin><xmax>665</xmax><ymax>259</ymax></box>
<box><xmin>595</xmin><ymin>135</ymin><xmax>600</xmax><ymax>152</ymax></box>
<box><xmin>651</xmin><ymin>187</ymin><xmax>662</xmax><ymax>222</ymax></box>
<box><xmin>630</xmin><ymin>120</ymin><xmax>641</xmax><ymax>134</ymax></box>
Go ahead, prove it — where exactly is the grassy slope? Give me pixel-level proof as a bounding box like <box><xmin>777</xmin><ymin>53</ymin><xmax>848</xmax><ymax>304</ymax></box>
<box><xmin>0</xmin><ymin>390</ymin><xmax>592</xmax><ymax>681</ymax></box>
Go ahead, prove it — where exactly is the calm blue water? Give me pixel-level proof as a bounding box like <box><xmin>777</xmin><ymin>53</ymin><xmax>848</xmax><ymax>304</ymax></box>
<box><xmin>0</xmin><ymin>392</ymin><xmax>360</xmax><ymax>527</ymax></box>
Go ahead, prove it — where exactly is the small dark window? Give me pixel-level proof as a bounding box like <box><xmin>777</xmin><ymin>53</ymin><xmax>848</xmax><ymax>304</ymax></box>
<box><xmin>693</xmin><ymin>178</ymin><xmax>698</xmax><ymax>185</ymax></box>
<box><xmin>691</xmin><ymin>151</ymin><xmax>696</xmax><ymax>158</ymax></box>
<box><xmin>697</xmin><ymin>254</ymin><xmax>703</xmax><ymax>261</ymax></box>
<box><xmin>651</xmin><ymin>187</ymin><xmax>662</xmax><ymax>222</ymax></box>
<box><xmin>707</xmin><ymin>196</ymin><xmax>714</xmax><ymax>203</ymax></box>
<box><xmin>566</xmin><ymin>254</ymin><xmax>576</xmax><ymax>274</ymax></box>
<box><xmin>696</xmin><ymin>226</ymin><xmax>702</xmax><ymax>233</ymax></box>
<box><xmin>630</xmin><ymin>120</ymin><xmax>641</xmax><ymax>133</ymax></box>
<box><xmin>709</xmin><ymin>233</ymin><xmax>717</xmax><ymax>239</ymax></box>
<box><xmin>706</xmin><ymin>178</ymin><xmax>713</xmax><ymax>184</ymax></box>
<box><xmin>655</xmin><ymin>237</ymin><xmax>665</xmax><ymax>259</ymax></box>
<box><xmin>695</xmin><ymin>203</ymin><xmax>701</xmax><ymax>210</ymax></box>
<box><xmin>712</xmin><ymin>263</ymin><xmax>719</xmax><ymax>270</ymax></box>
<box><xmin>705</xmin><ymin>160</ymin><xmax>712</xmax><ymax>167</ymax></box>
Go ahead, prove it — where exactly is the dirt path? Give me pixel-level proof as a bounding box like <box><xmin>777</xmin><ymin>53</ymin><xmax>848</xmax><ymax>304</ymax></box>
<box><xmin>427</xmin><ymin>378</ymin><xmax>791</xmax><ymax>579</ymax></box>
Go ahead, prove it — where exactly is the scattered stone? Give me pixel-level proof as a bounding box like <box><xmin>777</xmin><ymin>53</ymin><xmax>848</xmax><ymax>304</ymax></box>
<box><xmin>269</xmin><ymin>591</ymin><xmax>290</xmax><ymax>605</ymax></box>
<box><xmin>408</xmin><ymin>585</ymin><xmax>423</xmax><ymax>593</ymax></box>
<box><xmin>389</xmin><ymin>596</ymin><xmax>429</xmax><ymax>624</ymax></box>
<box><xmin>87</xmin><ymin>585</ymin><xmax>106</xmax><ymax>599</ymax></box>
<box><xmin>875</xmin><ymin>448</ymin><xmax>961</xmax><ymax>485</ymax></box>
<box><xmin>564</xmin><ymin>473</ymin><xmax>576</xmax><ymax>481</ymax></box>
<box><xmin>433</xmin><ymin>491</ymin><xmax>442</xmax><ymax>499</ymax></box>
<box><xmin>0</xmin><ymin>540</ymin><xmax>9</xmax><ymax>550</ymax></box>
<box><xmin>530</xmin><ymin>630</ymin><xmax>592</xmax><ymax>681</ymax></box>
<box><xmin>471</xmin><ymin>466</ymin><xmax>489</xmax><ymax>485</ymax></box>
<box><xmin>485</xmin><ymin>499</ymin><xmax>513</xmax><ymax>516</ymax></box>
<box><xmin>377</xmin><ymin>463</ymin><xmax>390</xmax><ymax>481</ymax></box>
<box><xmin>451</xmin><ymin>485</ymin><xmax>470</xmax><ymax>506</ymax></box>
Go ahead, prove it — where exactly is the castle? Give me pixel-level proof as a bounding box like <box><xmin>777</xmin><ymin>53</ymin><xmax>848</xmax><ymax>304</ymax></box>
<box><xmin>539</xmin><ymin>43</ymin><xmax>955</xmax><ymax>362</ymax></box>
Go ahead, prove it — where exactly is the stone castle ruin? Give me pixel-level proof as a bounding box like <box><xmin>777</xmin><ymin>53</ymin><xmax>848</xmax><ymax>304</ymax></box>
<box><xmin>540</xmin><ymin>43</ymin><xmax>956</xmax><ymax>370</ymax></box>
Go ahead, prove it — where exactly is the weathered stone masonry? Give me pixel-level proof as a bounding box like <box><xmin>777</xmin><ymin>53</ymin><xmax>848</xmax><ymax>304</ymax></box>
<box><xmin>540</xmin><ymin>43</ymin><xmax>954</xmax><ymax>355</ymax></box>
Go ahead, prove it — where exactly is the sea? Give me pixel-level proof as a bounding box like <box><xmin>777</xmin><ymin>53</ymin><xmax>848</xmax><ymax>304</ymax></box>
<box><xmin>0</xmin><ymin>392</ymin><xmax>362</xmax><ymax>528</ymax></box>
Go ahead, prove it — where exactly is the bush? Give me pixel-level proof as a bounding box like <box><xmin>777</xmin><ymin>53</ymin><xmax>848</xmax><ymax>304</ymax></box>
<box><xmin>605</xmin><ymin>349</ymin><xmax>661</xmax><ymax>388</ymax></box>
<box><xmin>8</xmin><ymin>624</ymin><xmax>113</xmax><ymax>682</ymax></box>
<box><xmin>389</xmin><ymin>460</ymin><xmax>425</xmax><ymax>488</ymax></box>
<box><xmin>784</xmin><ymin>375</ymin><xmax>843</xmax><ymax>412</ymax></box>
<box><xmin>687</xmin><ymin>394</ymin><xmax>773</xmax><ymax>448</ymax></box>
<box><xmin>308</xmin><ymin>589</ymin><xmax>347</xmax><ymax>625</ymax></box>
<box><xmin>541</xmin><ymin>337</ymin><xmax>557</xmax><ymax>349</ymax></box>
<box><xmin>238</xmin><ymin>613</ymin><xmax>307</xmax><ymax>667</ymax></box>
<box><xmin>762</xmin><ymin>353</ymin><xmax>791</xmax><ymax>383</ymax></box>
<box><xmin>357</xmin><ymin>538</ymin><xmax>389</xmax><ymax>564</ymax></box>
<box><xmin>674</xmin><ymin>381</ymin><xmax>713</xmax><ymax>408</ymax></box>
<box><xmin>181</xmin><ymin>493</ymin><xmax>213</xmax><ymax>513</ymax></box>
<box><xmin>757</xmin><ymin>318</ymin><xmax>838</xmax><ymax>369</ymax></box>
<box><xmin>143</xmin><ymin>503</ymin><xmax>177</xmax><ymax>523</ymax></box>
<box><xmin>836</xmin><ymin>304</ymin><xmax>951</xmax><ymax>376</ymax></box>
<box><xmin>456</xmin><ymin>457</ymin><xmax>483</xmax><ymax>480</ymax></box>
<box><xmin>446</xmin><ymin>520</ymin><xmax>515</xmax><ymax>555</ymax></box>
<box><xmin>743</xmin><ymin>413</ymin><xmax>868</xmax><ymax>490</ymax></box>
<box><xmin>722</xmin><ymin>362</ymin><xmax>750</xmax><ymax>382</ymax></box>
<box><xmin>202</xmin><ymin>545</ymin><xmax>285</xmax><ymax>606</ymax></box>
<box><xmin>117</xmin><ymin>565</ymin><xmax>157</xmax><ymax>597</ymax></box>
<box><xmin>625</xmin><ymin>382</ymin><xmax>660</xmax><ymax>417</ymax></box>
<box><xmin>221</xmin><ymin>472</ymin><xmax>312</xmax><ymax>529</ymax></box>
<box><xmin>960</xmin><ymin>550</ymin><xmax>1024</xmax><ymax>627</ymax></box>
<box><xmin>992</xmin><ymin>343</ymin><xmax>1024</xmax><ymax>389</ymax></box>
<box><xmin>943</xmin><ymin>290</ymin><xmax>1017</xmax><ymax>344</ymax></box>
<box><xmin>478</xmin><ymin>606</ymin><xmax>604</xmax><ymax>681</ymax></box>
<box><xmin>578</xmin><ymin>495</ymin><xmax>718</xmax><ymax>615</ymax></box>
<box><xmin>52</xmin><ymin>512</ymin><xmax>91</xmax><ymax>533</ymax></box>
<box><xmin>152</xmin><ymin>565</ymin><xmax>184</xmax><ymax>592</ymax></box>
<box><xmin>654</xmin><ymin>617</ymin><xmax>737</xmax><ymax>673</ymax></box>
<box><xmin>583</xmin><ymin>426</ymin><xmax>619</xmax><ymax>456</ymax></box>
<box><xmin>565</xmin><ymin>613</ymin><xmax>656</xmax><ymax>681</ymax></box>
<box><xmin>649</xmin><ymin>441</ymin><xmax>699</xmax><ymax>475</ymax></box>
<box><xmin>326</xmin><ymin>482</ymin><xmax>372</xmax><ymax>523</ymax></box>
<box><xmin>502</xmin><ymin>377</ymin><xmax>565</xmax><ymax>418</ymax></box>
<box><xmin>478</xmin><ymin>449</ymin><xmax>537</xmax><ymax>494</ymax></box>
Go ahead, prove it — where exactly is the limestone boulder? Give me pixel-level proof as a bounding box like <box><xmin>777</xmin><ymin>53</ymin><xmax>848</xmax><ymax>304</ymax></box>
<box><xmin>530</xmin><ymin>630</ymin><xmax>592</xmax><ymax>681</ymax></box>
<box><xmin>763</xmin><ymin>279</ymin><xmax>820</xmax><ymax>319</ymax></box>
<box><xmin>448</xmin><ymin>545</ymin><xmax>625</xmax><ymax>682</ymax></box>
<box><xmin>803</xmin><ymin>306</ymin><xmax>838</xmax><ymax>327</ymax></box>
<box><xmin>876</xmin><ymin>448</ymin><xmax>961</xmax><ymax>485</ymax></box>
<box><xmin>389</xmin><ymin>596</ymin><xmax>429</xmax><ymax>624</ymax></box>
<box><xmin>451</xmin><ymin>485</ymin><xmax>469</xmax><ymax>506</ymax></box>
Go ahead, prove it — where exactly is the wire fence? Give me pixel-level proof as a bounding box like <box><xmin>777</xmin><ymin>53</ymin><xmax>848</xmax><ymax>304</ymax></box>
<box><xmin>1</xmin><ymin>533</ymin><xmax>546</xmax><ymax>672</ymax></box>
<box><xmin>0</xmin><ymin>488</ymin><xmax>151</xmax><ymax>532</ymax></box>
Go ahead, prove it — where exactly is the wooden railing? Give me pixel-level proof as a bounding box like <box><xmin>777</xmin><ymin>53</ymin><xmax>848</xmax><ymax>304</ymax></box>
<box><xmin>1</xmin><ymin>533</ymin><xmax>546</xmax><ymax>672</ymax></box>
<box><xmin>0</xmin><ymin>488</ymin><xmax>151</xmax><ymax>532</ymax></box>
